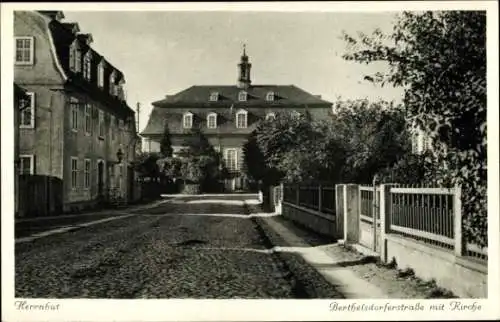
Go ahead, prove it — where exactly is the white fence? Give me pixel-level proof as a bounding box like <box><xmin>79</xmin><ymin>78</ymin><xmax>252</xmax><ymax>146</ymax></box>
<box><xmin>336</xmin><ymin>183</ymin><xmax>487</xmax><ymax>298</ymax></box>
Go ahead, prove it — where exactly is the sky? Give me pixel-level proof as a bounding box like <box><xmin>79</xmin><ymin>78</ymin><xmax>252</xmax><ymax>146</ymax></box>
<box><xmin>62</xmin><ymin>11</ymin><xmax>404</xmax><ymax>133</ymax></box>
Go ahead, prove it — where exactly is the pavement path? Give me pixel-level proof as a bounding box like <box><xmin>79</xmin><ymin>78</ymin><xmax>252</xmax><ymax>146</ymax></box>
<box><xmin>15</xmin><ymin>195</ymin><xmax>345</xmax><ymax>299</ymax></box>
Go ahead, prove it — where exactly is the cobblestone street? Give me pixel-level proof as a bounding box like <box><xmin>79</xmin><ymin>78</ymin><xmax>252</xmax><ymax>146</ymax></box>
<box><xmin>15</xmin><ymin>195</ymin><xmax>343</xmax><ymax>299</ymax></box>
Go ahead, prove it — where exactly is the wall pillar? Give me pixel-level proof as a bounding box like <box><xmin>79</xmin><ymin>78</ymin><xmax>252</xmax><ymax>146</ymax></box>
<box><xmin>343</xmin><ymin>184</ymin><xmax>359</xmax><ymax>244</ymax></box>
<box><xmin>453</xmin><ymin>185</ymin><xmax>465</xmax><ymax>257</ymax></box>
<box><xmin>380</xmin><ymin>184</ymin><xmax>396</xmax><ymax>263</ymax></box>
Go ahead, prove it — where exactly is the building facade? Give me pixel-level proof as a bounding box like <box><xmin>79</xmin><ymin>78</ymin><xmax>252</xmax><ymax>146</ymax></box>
<box><xmin>14</xmin><ymin>10</ymin><xmax>139</xmax><ymax>213</ymax></box>
<box><xmin>141</xmin><ymin>48</ymin><xmax>333</xmax><ymax>191</ymax></box>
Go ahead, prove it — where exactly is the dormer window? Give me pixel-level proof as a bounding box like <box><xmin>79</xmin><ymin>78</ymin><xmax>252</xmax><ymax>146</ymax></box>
<box><xmin>265</xmin><ymin>112</ymin><xmax>276</xmax><ymax>121</ymax></box>
<box><xmin>236</xmin><ymin>110</ymin><xmax>248</xmax><ymax>128</ymax></box>
<box><xmin>83</xmin><ymin>51</ymin><xmax>92</xmax><ymax>80</ymax></box>
<box><xmin>69</xmin><ymin>40</ymin><xmax>81</xmax><ymax>73</ymax></box>
<box><xmin>117</xmin><ymin>79</ymin><xmax>125</xmax><ymax>100</ymax></box>
<box><xmin>183</xmin><ymin>112</ymin><xmax>193</xmax><ymax>129</ymax></box>
<box><xmin>209</xmin><ymin>92</ymin><xmax>219</xmax><ymax>102</ymax></box>
<box><xmin>97</xmin><ymin>60</ymin><xmax>105</xmax><ymax>88</ymax></box>
<box><xmin>238</xmin><ymin>91</ymin><xmax>248</xmax><ymax>102</ymax></box>
<box><xmin>207</xmin><ymin>112</ymin><xmax>217</xmax><ymax>129</ymax></box>
<box><xmin>266</xmin><ymin>92</ymin><xmax>275</xmax><ymax>101</ymax></box>
<box><xmin>109</xmin><ymin>71</ymin><xmax>116</xmax><ymax>96</ymax></box>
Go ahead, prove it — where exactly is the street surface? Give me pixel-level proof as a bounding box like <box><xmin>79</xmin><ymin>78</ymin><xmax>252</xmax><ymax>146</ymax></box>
<box><xmin>16</xmin><ymin>195</ymin><xmax>337</xmax><ymax>298</ymax></box>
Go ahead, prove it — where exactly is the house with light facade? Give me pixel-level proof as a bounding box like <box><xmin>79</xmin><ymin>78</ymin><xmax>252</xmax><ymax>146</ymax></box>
<box><xmin>141</xmin><ymin>47</ymin><xmax>333</xmax><ymax>191</ymax></box>
<box><xmin>14</xmin><ymin>10</ymin><xmax>140</xmax><ymax>213</ymax></box>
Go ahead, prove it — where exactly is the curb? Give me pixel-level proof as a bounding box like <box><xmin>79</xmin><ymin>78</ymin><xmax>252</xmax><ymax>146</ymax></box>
<box><xmin>15</xmin><ymin>214</ymin><xmax>138</xmax><ymax>244</ymax></box>
<box><xmin>242</xmin><ymin>201</ymin><xmax>312</xmax><ymax>299</ymax></box>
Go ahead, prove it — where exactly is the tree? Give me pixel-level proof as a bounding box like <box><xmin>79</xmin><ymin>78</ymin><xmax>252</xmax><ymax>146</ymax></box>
<box><xmin>242</xmin><ymin>131</ymin><xmax>282</xmax><ymax>187</ymax></box>
<box><xmin>331</xmin><ymin>99</ymin><xmax>411</xmax><ymax>183</ymax></box>
<box><xmin>132</xmin><ymin>152</ymin><xmax>161</xmax><ymax>180</ymax></box>
<box><xmin>160</xmin><ymin>123</ymin><xmax>173</xmax><ymax>158</ymax></box>
<box><xmin>342</xmin><ymin>11</ymin><xmax>487</xmax><ymax>246</ymax></box>
<box><xmin>178</xmin><ymin>128</ymin><xmax>226</xmax><ymax>192</ymax></box>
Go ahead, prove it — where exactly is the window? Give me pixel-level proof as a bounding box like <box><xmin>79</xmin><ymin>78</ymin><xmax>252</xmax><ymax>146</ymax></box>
<box><xmin>99</xmin><ymin>110</ymin><xmax>105</xmax><ymax>137</ymax></box>
<box><xmin>109</xmin><ymin>71</ymin><xmax>116</xmax><ymax>96</ymax></box>
<box><xmin>225</xmin><ymin>149</ymin><xmax>238</xmax><ymax>171</ymax></box>
<box><xmin>238</xmin><ymin>91</ymin><xmax>247</xmax><ymax>102</ymax></box>
<box><xmin>71</xmin><ymin>157</ymin><xmax>79</xmax><ymax>189</ymax></box>
<box><xmin>109</xmin><ymin>164</ymin><xmax>115</xmax><ymax>188</ymax></box>
<box><xmin>119</xmin><ymin>120</ymin><xmax>124</xmax><ymax>143</ymax></box>
<box><xmin>209</xmin><ymin>92</ymin><xmax>219</xmax><ymax>102</ymax></box>
<box><xmin>236</xmin><ymin>110</ymin><xmax>247</xmax><ymax>128</ymax></box>
<box><xmin>266</xmin><ymin>92</ymin><xmax>275</xmax><ymax>101</ymax></box>
<box><xmin>98</xmin><ymin>62</ymin><xmax>105</xmax><ymax>88</ymax></box>
<box><xmin>70</xmin><ymin>97</ymin><xmax>79</xmax><ymax>131</ymax></box>
<box><xmin>15</xmin><ymin>37</ymin><xmax>34</xmax><ymax>65</ymax></box>
<box><xmin>20</xmin><ymin>92</ymin><xmax>35</xmax><ymax>128</ymax></box>
<box><xmin>183</xmin><ymin>112</ymin><xmax>193</xmax><ymax>129</ymax></box>
<box><xmin>19</xmin><ymin>155</ymin><xmax>34</xmax><ymax>175</ymax></box>
<box><xmin>83</xmin><ymin>52</ymin><xmax>92</xmax><ymax>80</ymax></box>
<box><xmin>207</xmin><ymin>113</ymin><xmax>217</xmax><ymax>129</ymax></box>
<box><xmin>69</xmin><ymin>41</ymin><xmax>81</xmax><ymax>73</ymax></box>
<box><xmin>110</xmin><ymin>116</ymin><xmax>115</xmax><ymax>140</ymax></box>
<box><xmin>85</xmin><ymin>103</ymin><xmax>92</xmax><ymax>134</ymax></box>
<box><xmin>84</xmin><ymin>159</ymin><xmax>91</xmax><ymax>189</ymax></box>
<box><xmin>265</xmin><ymin>112</ymin><xmax>276</xmax><ymax>121</ymax></box>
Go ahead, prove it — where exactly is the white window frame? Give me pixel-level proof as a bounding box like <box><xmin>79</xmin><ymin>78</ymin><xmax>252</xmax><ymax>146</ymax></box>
<box><xmin>235</xmin><ymin>110</ymin><xmax>248</xmax><ymax>128</ymax></box>
<box><xmin>183</xmin><ymin>112</ymin><xmax>193</xmax><ymax>129</ymax></box>
<box><xmin>265</xmin><ymin>112</ymin><xmax>276</xmax><ymax>121</ymax></box>
<box><xmin>19</xmin><ymin>154</ymin><xmax>34</xmax><ymax>175</ymax></box>
<box><xmin>84</xmin><ymin>103</ymin><xmax>92</xmax><ymax>135</ymax></box>
<box><xmin>84</xmin><ymin>158</ymin><xmax>91</xmax><ymax>189</ymax></box>
<box><xmin>20</xmin><ymin>92</ymin><xmax>35</xmax><ymax>128</ymax></box>
<box><xmin>99</xmin><ymin>110</ymin><xmax>105</xmax><ymax>138</ymax></box>
<box><xmin>109</xmin><ymin>71</ymin><xmax>116</xmax><ymax>96</ymax></box>
<box><xmin>238</xmin><ymin>91</ymin><xmax>248</xmax><ymax>102</ymax></box>
<box><xmin>70</xmin><ymin>97</ymin><xmax>79</xmax><ymax>132</ymax></box>
<box><xmin>207</xmin><ymin>112</ymin><xmax>217</xmax><ymax>129</ymax></box>
<box><xmin>266</xmin><ymin>92</ymin><xmax>275</xmax><ymax>101</ymax></box>
<box><xmin>97</xmin><ymin>62</ymin><xmax>105</xmax><ymax>88</ymax></box>
<box><xmin>83</xmin><ymin>51</ymin><xmax>92</xmax><ymax>80</ymax></box>
<box><xmin>209</xmin><ymin>92</ymin><xmax>219</xmax><ymax>102</ymax></box>
<box><xmin>69</xmin><ymin>40</ymin><xmax>81</xmax><ymax>73</ymax></box>
<box><xmin>71</xmin><ymin>157</ymin><xmax>79</xmax><ymax>190</ymax></box>
<box><xmin>110</xmin><ymin>116</ymin><xmax>116</xmax><ymax>140</ymax></box>
<box><xmin>14</xmin><ymin>36</ymin><xmax>34</xmax><ymax>65</ymax></box>
<box><xmin>224</xmin><ymin>148</ymin><xmax>238</xmax><ymax>172</ymax></box>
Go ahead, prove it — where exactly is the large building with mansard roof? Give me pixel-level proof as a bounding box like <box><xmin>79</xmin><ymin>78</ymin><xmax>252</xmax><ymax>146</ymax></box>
<box><xmin>14</xmin><ymin>10</ymin><xmax>140</xmax><ymax>215</ymax></box>
<box><xmin>141</xmin><ymin>47</ymin><xmax>333</xmax><ymax>191</ymax></box>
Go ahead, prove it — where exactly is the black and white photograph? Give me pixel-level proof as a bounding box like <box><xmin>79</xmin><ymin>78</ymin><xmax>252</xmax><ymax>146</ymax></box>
<box><xmin>2</xmin><ymin>1</ymin><xmax>499</xmax><ymax>321</ymax></box>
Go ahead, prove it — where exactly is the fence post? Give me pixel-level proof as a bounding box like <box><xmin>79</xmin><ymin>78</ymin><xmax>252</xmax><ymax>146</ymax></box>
<box><xmin>318</xmin><ymin>183</ymin><xmax>322</xmax><ymax>212</ymax></box>
<box><xmin>380</xmin><ymin>184</ymin><xmax>395</xmax><ymax>263</ymax></box>
<box><xmin>454</xmin><ymin>185</ymin><xmax>465</xmax><ymax>257</ymax></box>
<box><xmin>276</xmin><ymin>183</ymin><xmax>283</xmax><ymax>215</ymax></box>
<box><xmin>343</xmin><ymin>184</ymin><xmax>360</xmax><ymax>244</ymax></box>
<box><xmin>335</xmin><ymin>184</ymin><xmax>344</xmax><ymax>239</ymax></box>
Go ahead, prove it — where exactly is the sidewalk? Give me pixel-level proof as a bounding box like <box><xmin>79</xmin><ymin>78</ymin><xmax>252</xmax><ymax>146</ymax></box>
<box><xmin>15</xmin><ymin>198</ymin><xmax>170</xmax><ymax>242</ymax></box>
<box><xmin>248</xmin><ymin>202</ymin><xmax>455</xmax><ymax>299</ymax></box>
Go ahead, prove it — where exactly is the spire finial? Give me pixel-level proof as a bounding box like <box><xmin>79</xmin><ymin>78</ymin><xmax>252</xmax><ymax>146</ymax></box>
<box><xmin>243</xmin><ymin>43</ymin><xmax>246</xmax><ymax>56</ymax></box>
